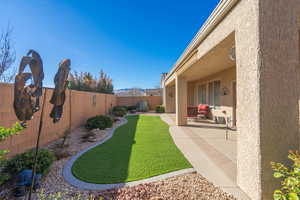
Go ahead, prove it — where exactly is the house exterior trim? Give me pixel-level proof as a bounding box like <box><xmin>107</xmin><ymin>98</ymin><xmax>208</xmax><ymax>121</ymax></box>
<box><xmin>164</xmin><ymin>0</ymin><xmax>240</xmax><ymax>83</ymax></box>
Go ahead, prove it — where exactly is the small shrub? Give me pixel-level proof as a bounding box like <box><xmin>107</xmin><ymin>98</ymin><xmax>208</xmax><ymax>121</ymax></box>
<box><xmin>112</xmin><ymin>106</ymin><xmax>127</xmax><ymax>117</ymax></box>
<box><xmin>0</xmin><ymin>173</ymin><xmax>10</xmax><ymax>185</ymax></box>
<box><xmin>127</xmin><ymin>105</ymin><xmax>137</xmax><ymax>113</ymax></box>
<box><xmin>85</xmin><ymin>115</ymin><xmax>113</xmax><ymax>130</ymax></box>
<box><xmin>0</xmin><ymin>159</ymin><xmax>8</xmax><ymax>185</ymax></box>
<box><xmin>155</xmin><ymin>105</ymin><xmax>165</xmax><ymax>113</ymax></box>
<box><xmin>136</xmin><ymin>101</ymin><xmax>149</xmax><ymax>112</ymax></box>
<box><xmin>4</xmin><ymin>149</ymin><xmax>55</xmax><ymax>176</ymax></box>
<box><xmin>127</xmin><ymin>106</ymin><xmax>136</xmax><ymax>111</ymax></box>
<box><xmin>271</xmin><ymin>150</ymin><xmax>300</xmax><ymax>200</ymax></box>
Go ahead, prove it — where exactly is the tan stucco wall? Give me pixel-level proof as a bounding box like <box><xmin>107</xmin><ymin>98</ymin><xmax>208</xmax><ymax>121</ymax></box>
<box><xmin>234</xmin><ymin>1</ymin><xmax>262</xmax><ymax>198</ymax></box>
<box><xmin>187</xmin><ymin>83</ymin><xmax>195</xmax><ymax>106</ymax></box>
<box><xmin>0</xmin><ymin>83</ymin><xmax>117</xmax><ymax>157</ymax></box>
<box><xmin>188</xmin><ymin>67</ymin><xmax>236</xmax><ymax>125</ymax></box>
<box><xmin>234</xmin><ymin>0</ymin><xmax>300</xmax><ymax>199</ymax></box>
<box><xmin>257</xmin><ymin>1</ymin><xmax>299</xmax><ymax>198</ymax></box>
<box><xmin>163</xmin><ymin>0</ymin><xmax>300</xmax><ymax>199</ymax></box>
<box><xmin>116</xmin><ymin>96</ymin><xmax>162</xmax><ymax>111</ymax></box>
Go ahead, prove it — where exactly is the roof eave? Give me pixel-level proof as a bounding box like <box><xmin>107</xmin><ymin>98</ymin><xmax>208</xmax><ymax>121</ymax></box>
<box><xmin>164</xmin><ymin>0</ymin><xmax>240</xmax><ymax>83</ymax></box>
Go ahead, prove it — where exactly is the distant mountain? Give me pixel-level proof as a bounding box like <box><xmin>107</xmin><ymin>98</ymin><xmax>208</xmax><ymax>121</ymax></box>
<box><xmin>114</xmin><ymin>88</ymin><xmax>161</xmax><ymax>97</ymax></box>
<box><xmin>114</xmin><ymin>88</ymin><xmax>145</xmax><ymax>92</ymax></box>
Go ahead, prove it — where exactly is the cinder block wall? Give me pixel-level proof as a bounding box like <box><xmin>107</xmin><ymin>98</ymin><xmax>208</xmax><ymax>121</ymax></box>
<box><xmin>116</xmin><ymin>96</ymin><xmax>162</xmax><ymax>110</ymax></box>
<box><xmin>0</xmin><ymin>83</ymin><xmax>117</xmax><ymax>157</ymax></box>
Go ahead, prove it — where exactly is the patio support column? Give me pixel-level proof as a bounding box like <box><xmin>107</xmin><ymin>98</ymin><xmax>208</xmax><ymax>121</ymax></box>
<box><xmin>235</xmin><ymin>0</ymin><xmax>300</xmax><ymax>199</ymax></box>
<box><xmin>175</xmin><ymin>75</ymin><xmax>187</xmax><ymax>126</ymax></box>
<box><xmin>164</xmin><ymin>86</ymin><xmax>172</xmax><ymax>113</ymax></box>
<box><xmin>162</xmin><ymin>84</ymin><xmax>167</xmax><ymax>109</ymax></box>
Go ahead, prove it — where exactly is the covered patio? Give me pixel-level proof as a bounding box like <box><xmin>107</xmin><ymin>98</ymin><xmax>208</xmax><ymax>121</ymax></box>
<box><xmin>161</xmin><ymin>0</ymin><xmax>300</xmax><ymax>199</ymax></box>
<box><xmin>160</xmin><ymin>113</ymin><xmax>249</xmax><ymax>199</ymax></box>
<box><xmin>164</xmin><ymin>33</ymin><xmax>237</xmax><ymax>128</ymax></box>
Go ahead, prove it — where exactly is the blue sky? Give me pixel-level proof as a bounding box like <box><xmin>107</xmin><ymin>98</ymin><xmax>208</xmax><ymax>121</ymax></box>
<box><xmin>0</xmin><ymin>0</ymin><xmax>219</xmax><ymax>89</ymax></box>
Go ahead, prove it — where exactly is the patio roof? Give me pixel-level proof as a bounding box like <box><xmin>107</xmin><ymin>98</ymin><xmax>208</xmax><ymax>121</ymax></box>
<box><xmin>164</xmin><ymin>0</ymin><xmax>239</xmax><ymax>84</ymax></box>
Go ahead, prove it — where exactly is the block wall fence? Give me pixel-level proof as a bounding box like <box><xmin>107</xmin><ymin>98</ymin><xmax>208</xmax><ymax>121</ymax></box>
<box><xmin>0</xmin><ymin>83</ymin><xmax>162</xmax><ymax>157</ymax></box>
<box><xmin>117</xmin><ymin>96</ymin><xmax>162</xmax><ymax>110</ymax></box>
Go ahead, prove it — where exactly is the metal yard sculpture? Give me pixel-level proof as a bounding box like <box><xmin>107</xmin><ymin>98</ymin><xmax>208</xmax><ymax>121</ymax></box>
<box><xmin>50</xmin><ymin>59</ymin><xmax>71</xmax><ymax>123</ymax></box>
<box><xmin>13</xmin><ymin>72</ymin><xmax>36</xmax><ymax>123</ymax></box>
<box><xmin>13</xmin><ymin>50</ymin><xmax>70</xmax><ymax>200</ymax></box>
<box><xmin>14</xmin><ymin>50</ymin><xmax>44</xmax><ymax>125</ymax></box>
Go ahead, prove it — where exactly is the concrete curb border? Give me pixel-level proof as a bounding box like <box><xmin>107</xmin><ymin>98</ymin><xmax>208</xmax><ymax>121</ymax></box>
<box><xmin>63</xmin><ymin>116</ymin><xmax>195</xmax><ymax>190</ymax></box>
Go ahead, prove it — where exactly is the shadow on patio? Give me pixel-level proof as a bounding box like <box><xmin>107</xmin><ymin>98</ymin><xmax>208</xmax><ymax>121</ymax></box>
<box><xmin>160</xmin><ymin>113</ymin><xmax>249</xmax><ymax>199</ymax></box>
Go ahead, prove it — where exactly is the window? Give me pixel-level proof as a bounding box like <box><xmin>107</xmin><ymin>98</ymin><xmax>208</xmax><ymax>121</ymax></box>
<box><xmin>214</xmin><ymin>80</ymin><xmax>221</xmax><ymax>106</ymax></box>
<box><xmin>208</xmin><ymin>82</ymin><xmax>214</xmax><ymax>105</ymax></box>
<box><xmin>208</xmin><ymin>80</ymin><xmax>221</xmax><ymax>106</ymax></box>
<box><xmin>198</xmin><ymin>84</ymin><xmax>206</xmax><ymax>104</ymax></box>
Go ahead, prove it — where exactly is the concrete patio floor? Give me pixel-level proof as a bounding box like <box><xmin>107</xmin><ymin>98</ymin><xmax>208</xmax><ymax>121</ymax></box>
<box><xmin>160</xmin><ymin>113</ymin><xmax>250</xmax><ymax>200</ymax></box>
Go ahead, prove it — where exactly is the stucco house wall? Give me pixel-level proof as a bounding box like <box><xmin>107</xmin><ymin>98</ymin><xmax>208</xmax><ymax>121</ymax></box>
<box><xmin>187</xmin><ymin>67</ymin><xmax>236</xmax><ymax>124</ymax></box>
<box><xmin>165</xmin><ymin>85</ymin><xmax>176</xmax><ymax>113</ymax></box>
<box><xmin>162</xmin><ymin>0</ymin><xmax>300</xmax><ymax>199</ymax></box>
<box><xmin>187</xmin><ymin>83</ymin><xmax>195</xmax><ymax>106</ymax></box>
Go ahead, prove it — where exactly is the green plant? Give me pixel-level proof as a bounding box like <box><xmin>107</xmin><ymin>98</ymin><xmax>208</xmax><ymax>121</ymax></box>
<box><xmin>0</xmin><ymin>122</ymin><xmax>24</xmax><ymax>141</ymax></box>
<box><xmin>85</xmin><ymin>115</ymin><xmax>113</xmax><ymax>130</ymax></box>
<box><xmin>112</xmin><ymin>106</ymin><xmax>127</xmax><ymax>117</ymax></box>
<box><xmin>271</xmin><ymin>150</ymin><xmax>300</xmax><ymax>200</ymax></box>
<box><xmin>155</xmin><ymin>105</ymin><xmax>165</xmax><ymax>113</ymax></box>
<box><xmin>0</xmin><ymin>159</ymin><xmax>11</xmax><ymax>185</ymax></box>
<box><xmin>0</xmin><ymin>122</ymin><xmax>24</xmax><ymax>185</ymax></box>
<box><xmin>68</xmin><ymin>70</ymin><xmax>114</xmax><ymax>94</ymax></box>
<box><xmin>4</xmin><ymin>149</ymin><xmax>55</xmax><ymax>176</ymax></box>
<box><xmin>127</xmin><ymin>106</ymin><xmax>136</xmax><ymax>111</ymax></box>
<box><xmin>0</xmin><ymin>122</ymin><xmax>24</xmax><ymax>160</ymax></box>
<box><xmin>0</xmin><ymin>150</ymin><xmax>9</xmax><ymax>161</ymax></box>
<box><xmin>0</xmin><ymin>173</ymin><xmax>10</xmax><ymax>185</ymax></box>
<box><xmin>127</xmin><ymin>105</ymin><xmax>137</xmax><ymax>113</ymax></box>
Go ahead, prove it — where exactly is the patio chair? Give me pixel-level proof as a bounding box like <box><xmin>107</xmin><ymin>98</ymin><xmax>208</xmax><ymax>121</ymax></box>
<box><xmin>187</xmin><ymin>106</ymin><xmax>198</xmax><ymax>118</ymax></box>
<box><xmin>197</xmin><ymin>104</ymin><xmax>210</xmax><ymax>119</ymax></box>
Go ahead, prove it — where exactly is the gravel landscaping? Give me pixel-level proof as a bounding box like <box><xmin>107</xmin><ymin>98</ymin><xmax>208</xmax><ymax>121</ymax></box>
<box><xmin>101</xmin><ymin>172</ymin><xmax>236</xmax><ymax>200</ymax></box>
<box><xmin>0</xmin><ymin>115</ymin><xmax>236</xmax><ymax>200</ymax></box>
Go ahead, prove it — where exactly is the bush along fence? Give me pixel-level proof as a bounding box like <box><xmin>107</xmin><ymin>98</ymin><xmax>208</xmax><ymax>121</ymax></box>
<box><xmin>0</xmin><ymin>48</ymin><xmax>162</xmax><ymax>199</ymax></box>
<box><xmin>0</xmin><ymin>83</ymin><xmax>117</xmax><ymax>158</ymax></box>
<box><xmin>0</xmin><ymin>85</ymin><xmax>163</xmax><ymax>158</ymax></box>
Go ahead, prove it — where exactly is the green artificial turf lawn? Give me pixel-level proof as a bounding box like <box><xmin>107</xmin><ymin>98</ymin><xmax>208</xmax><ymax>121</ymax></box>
<box><xmin>72</xmin><ymin>115</ymin><xmax>192</xmax><ymax>184</ymax></box>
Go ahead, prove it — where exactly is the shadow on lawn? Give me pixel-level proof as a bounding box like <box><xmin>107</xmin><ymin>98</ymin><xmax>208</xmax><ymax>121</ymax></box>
<box><xmin>72</xmin><ymin>115</ymin><xmax>139</xmax><ymax>184</ymax></box>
